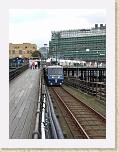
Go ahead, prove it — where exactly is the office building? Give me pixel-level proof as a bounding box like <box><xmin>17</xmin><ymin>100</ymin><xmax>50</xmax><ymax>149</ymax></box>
<box><xmin>49</xmin><ymin>24</ymin><xmax>106</xmax><ymax>61</ymax></box>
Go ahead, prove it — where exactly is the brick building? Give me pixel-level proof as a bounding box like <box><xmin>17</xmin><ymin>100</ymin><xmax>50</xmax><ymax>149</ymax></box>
<box><xmin>9</xmin><ymin>43</ymin><xmax>37</xmax><ymax>58</ymax></box>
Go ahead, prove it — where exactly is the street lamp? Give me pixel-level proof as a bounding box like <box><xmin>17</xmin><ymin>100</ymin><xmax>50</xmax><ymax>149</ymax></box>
<box><xmin>56</xmin><ymin>32</ymin><xmax>60</xmax><ymax>65</ymax></box>
<box><xmin>75</xmin><ymin>50</ymin><xmax>79</xmax><ymax>77</ymax></box>
<box><xmin>97</xmin><ymin>50</ymin><xmax>99</xmax><ymax>72</ymax></box>
<box><xmin>55</xmin><ymin>45</ymin><xmax>58</xmax><ymax>65</ymax></box>
<box><xmin>44</xmin><ymin>44</ymin><xmax>47</xmax><ymax>60</ymax></box>
<box><xmin>98</xmin><ymin>53</ymin><xmax>106</xmax><ymax>67</ymax></box>
<box><xmin>96</xmin><ymin>51</ymin><xmax>106</xmax><ymax>96</ymax></box>
<box><xmin>96</xmin><ymin>51</ymin><xmax>106</xmax><ymax>81</ymax></box>
<box><xmin>86</xmin><ymin>49</ymin><xmax>90</xmax><ymax>67</ymax></box>
<box><xmin>95</xmin><ymin>51</ymin><xmax>99</xmax><ymax>97</ymax></box>
<box><xmin>75</xmin><ymin>38</ymin><xmax>80</xmax><ymax>77</ymax></box>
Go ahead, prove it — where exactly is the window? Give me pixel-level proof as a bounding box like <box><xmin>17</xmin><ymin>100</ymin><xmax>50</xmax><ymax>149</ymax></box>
<box><xmin>22</xmin><ymin>50</ymin><xmax>26</xmax><ymax>54</ymax></box>
<box><xmin>19</xmin><ymin>50</ymin><xmax>22</xmax><ymax>54</ymax></box>
<box><xmin>27</xmin><ymin>50</ymin><xmax>31</xmax><ymax>54</ymax></box>
<box><xmin>12</xmin><ymin>50</ymin><xmax>15</xmax><ymax>54</ymax></box>
<box><xmin>48</xmin><ymin>68</ymin><xmax>63</xmax><ymax>75</ymax></box>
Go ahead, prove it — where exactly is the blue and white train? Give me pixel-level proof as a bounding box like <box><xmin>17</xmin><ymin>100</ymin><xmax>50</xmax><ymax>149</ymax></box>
<box><xmin>44</xmin><ymin>65</ymin><xmax>64</xmax><ymax>86</ymax></box>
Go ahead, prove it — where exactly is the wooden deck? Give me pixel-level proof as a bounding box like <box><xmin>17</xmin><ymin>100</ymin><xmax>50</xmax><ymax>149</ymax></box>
<box><xmin>9</xmin><ymin>69</ymin><xmax>40</xmax><ymax>139</ymax></box>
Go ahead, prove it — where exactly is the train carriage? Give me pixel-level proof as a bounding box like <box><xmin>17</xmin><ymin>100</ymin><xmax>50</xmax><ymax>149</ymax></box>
<box><xmin>44</xmin><ymin>65</ymin><xmax>64</xmax><ymax>86</ymax></box>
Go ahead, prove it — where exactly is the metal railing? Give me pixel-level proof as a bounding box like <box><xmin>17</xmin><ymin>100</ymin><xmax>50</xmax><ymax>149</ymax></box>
<box><xmin>32</xmin><ymin>76</ymin><xmax>42</xmax><ymax>139</ymax></box>
<box><xmin>46</xmin><ymin>87</ymin><xmax>64</xmax><ymax>139</ymax></box>
<box><xmin>64</xmin><ymin>77</ymin><xmax>106</xmax><ymax>103</ymax></box>
<box><xmin>40</xmin><ymin>84</ymin><xmax>47</xmax><ymax>139</ymax></box>
<box><xmin>33</xmin><ymin>72</ymin><xmax>64</xmax><ymax>139</ymax></box>
<box><xmin>9</xmin><ymin>64</ymin><xmax>29</xmax><ymax>81</ymax></box>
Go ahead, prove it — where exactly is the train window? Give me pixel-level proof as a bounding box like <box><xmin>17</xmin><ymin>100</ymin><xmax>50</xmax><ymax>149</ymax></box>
<box><xmin>48</xmin><ymin>68</ymin><xmax>63</xmax><ymax>75</ymax></box>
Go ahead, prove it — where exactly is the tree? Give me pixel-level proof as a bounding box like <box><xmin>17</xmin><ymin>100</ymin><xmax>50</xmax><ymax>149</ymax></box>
<box><xmin>31</xmin><ymin>51</ymin><xmax>41</xmax><ymax>58</ymax></box>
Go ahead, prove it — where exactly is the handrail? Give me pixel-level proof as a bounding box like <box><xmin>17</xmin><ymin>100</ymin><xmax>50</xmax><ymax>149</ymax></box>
<box><xmin>33</xmin><ymin>70</ymin><xmax>64</xmax><ymax>139</ymax></box>
<box><xmin>41</xmin><ymin>93</ymin><xmax>46</xmax><ymax>139</ymax></box>
<box><xmin>46</xmin><ymin>87</ymin><xmax>64</xmax><ymax>139</ymax></box>
<box><xmin>9</xmin><ymin>64</ymin><xmax>29</xmax><ymax>81</ymax></box>
<box><xmin>32</xmin><ymin>72</ymin><xmax>42</xmax><ymax>139</ymax></box>
<box><xmin>47</xmin><ymin>100</ymin><xmax>58</xmax><ymax>139</ymax></box>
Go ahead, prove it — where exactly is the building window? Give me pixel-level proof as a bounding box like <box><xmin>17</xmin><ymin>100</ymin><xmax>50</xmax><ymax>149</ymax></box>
<box><xmin>27</xmin><ymin>50</ymin><xmax>31</xmax><ymax>54</ymax></box>
<box><xmin>23</xmin><ymin>50</ymin><xmax>26</xmax><ymax>54</ymax></box>
<box><xmin>25</xmin><ymin>46</ymin><xmax>27</xmax><ymax>49</ymax></box>
<box><xmin>12</xmin><ymin>50</ymin><xmax>15</xmax><ymax>54</ymax></box>
<box><xmin>19</xmin><ymin>50</ymin><xmax>22</xmax><ymax>54</ymax></box>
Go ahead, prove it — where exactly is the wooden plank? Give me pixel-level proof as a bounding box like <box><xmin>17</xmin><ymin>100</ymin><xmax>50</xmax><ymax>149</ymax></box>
<box><xmin>9</xmin><ymin>69</ymin><xmax>40</xmax><ymax>139</ymax></box>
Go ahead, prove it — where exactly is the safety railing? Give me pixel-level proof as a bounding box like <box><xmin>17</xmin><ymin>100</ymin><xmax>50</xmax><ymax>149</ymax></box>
<box><xmin>32</xmin><ymin>75</ymin><xmax>42</xmax><ymax>139</ymax></box>
<box><xmin>64</xmin><ymin>77</ymin><xmax>106</xmax><ymax>103</ymax></box>
<box><xmin>9</xmin><ymin>64</ymin><xmax>29</xmax><ymax>81</ymax></box>
<box><xmin>46</xmin><ymin>87</ymin><xmax>64</xmax><ymax>139</ymax></box>
<box><xmin>33</xmin><ymin>71</ymin><xmax>64</xmax><ymax>139</ymax></box>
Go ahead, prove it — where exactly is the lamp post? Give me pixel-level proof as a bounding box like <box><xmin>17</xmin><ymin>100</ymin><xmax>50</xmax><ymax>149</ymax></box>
<box><xmin>56</xmin><ymin>32</ymin><xmax>60</xmax><ymax>65</ymax></box>
<box><xmin>85</xmin><ymin>49</ymin><xmax>90</xmax><ymax>81</ymax></box>
<box><xmin>96</xmin><ymin>50</ymin><xmax>99</xmax><ymax>82</ymax></box>
<box><xmin>56</xmin><ymin>45</ymin><xmax>57</xmax><ymax>65</ymax></box>
<box><xmin>75</xmin><ymin>38</ymin><xmax>79</xmax><ymax>78</ymax></box>
<box><xmin>95</xmin><ymin>50</ymin><xmax>99</xmax><ymax>97</ymax></box>
<box><xmin>75</xmin><ymin>50</ymin><xmax>79</xmax><ymax>77</ymax></box>
<box><xmin>44</xmin><ymin>44</ymin><xmax>47</xmax><ymax>60</ymax></box>
<box><xmin>96</xmin><ymin>51</ymin><xmax>106</xmax><ymax>81</ymax></box>
<box><xmin>96</xmin><ymin>51</ymin><xmax>106</xmax><ymax>96</ymax></box>
<box><xmin>86</xmin><ymin>48</ymin><xmax>90</xmax><ymax>67</ymax></box>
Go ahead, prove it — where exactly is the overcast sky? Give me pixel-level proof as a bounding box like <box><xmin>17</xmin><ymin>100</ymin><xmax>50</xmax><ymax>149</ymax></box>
<box><xmin>9</xmin><ymin>9</ymin><xmax>106</xmax><ymax>48</ymax></box>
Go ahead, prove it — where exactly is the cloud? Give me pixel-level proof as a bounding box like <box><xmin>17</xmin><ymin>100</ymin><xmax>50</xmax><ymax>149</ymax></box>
<box><xmin>9</xmin><ymin>9</ymin><xmax>106</xmax><ymax>47</ymax></box>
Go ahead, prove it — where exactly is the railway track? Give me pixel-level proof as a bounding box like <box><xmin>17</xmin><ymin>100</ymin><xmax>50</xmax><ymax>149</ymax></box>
<box><xmin>49</xmin><ymin>86</ymin><xmax>106</xmax><ymax>139</ymax></box>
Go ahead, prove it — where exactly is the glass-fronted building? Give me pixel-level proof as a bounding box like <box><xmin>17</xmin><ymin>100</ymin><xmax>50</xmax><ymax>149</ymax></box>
<box><xmin>49</xmin><ymin>24</ymin><xmax>106</xmax><ymax>61</ymax></box>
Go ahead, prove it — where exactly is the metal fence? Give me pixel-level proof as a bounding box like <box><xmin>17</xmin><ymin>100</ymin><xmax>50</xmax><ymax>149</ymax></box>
<box><xmin>9</xmin><ymin>64</ymin><xmax>29</xmax><ymax>81</ymax></box>
<box><xmin>64</xmin><ymin>77</ymin><xmax>106</xmax><ymax>103</ymax></box>
<box><xmin>33</xmin><ymin>73</ymin><xmax>64</xmax><ymax>139</ymax></box>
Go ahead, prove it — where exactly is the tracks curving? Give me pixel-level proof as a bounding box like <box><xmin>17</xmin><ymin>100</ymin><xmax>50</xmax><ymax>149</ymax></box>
<box><xmin>49</xmin><ymin>86</ymin><xmax>106</xmax><ymax>139</ymax></box>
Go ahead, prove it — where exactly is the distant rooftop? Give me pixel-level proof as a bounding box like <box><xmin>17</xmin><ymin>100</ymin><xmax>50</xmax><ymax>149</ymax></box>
<box><xmin>52</xmin><ymin>24</ymin><xmax>106</xmax><ymax>38</ymax></box>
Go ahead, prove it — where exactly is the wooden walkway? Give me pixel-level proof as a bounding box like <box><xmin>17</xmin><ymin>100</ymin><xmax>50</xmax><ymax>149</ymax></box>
<box><xmin>9</xmin><ymin>69</ymin><xmax>40</xmax><ymax>139</ymax></box>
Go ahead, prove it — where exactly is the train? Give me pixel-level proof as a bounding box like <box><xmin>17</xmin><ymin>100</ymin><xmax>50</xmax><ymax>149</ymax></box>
<box><xmin>44</xmin><ymin>65</ymin><xmax>64</xmax><ymax>86</ymax></box>
<box><xmin>9</xmin><ymin>57</ymin><xmax>24</xmax><ymax>64</ymax></box>
<box><xmin>9</xmin><ymin>57</ymin><xmax>29</xmax><ymax>67</ymax></box>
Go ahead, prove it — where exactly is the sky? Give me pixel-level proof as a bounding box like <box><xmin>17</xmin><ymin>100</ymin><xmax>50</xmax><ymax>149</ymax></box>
<box><xmin>9</xmin><ymin>9</ymin><xmax>106</xmax><ymax>48</ymax></box>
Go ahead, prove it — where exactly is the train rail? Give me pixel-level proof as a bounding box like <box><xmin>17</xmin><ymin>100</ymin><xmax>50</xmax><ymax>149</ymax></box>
<box><xmin>49</xmin><ymin>86</ymin><xmax>106</xmax><ymax>139</ymax></box>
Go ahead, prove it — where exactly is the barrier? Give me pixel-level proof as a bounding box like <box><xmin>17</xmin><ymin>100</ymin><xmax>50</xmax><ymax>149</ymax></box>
<box><xmin>9</xmin><ymin>64</ymin><xmax>29</xmax><ymax>81</ymax></box>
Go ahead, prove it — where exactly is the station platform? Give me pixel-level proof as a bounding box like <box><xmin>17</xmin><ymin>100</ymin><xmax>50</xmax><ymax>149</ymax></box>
<box><xmin>9</xmin><ymin>69</ymin><xmax>40</xmax><ymax>139</ymax></box>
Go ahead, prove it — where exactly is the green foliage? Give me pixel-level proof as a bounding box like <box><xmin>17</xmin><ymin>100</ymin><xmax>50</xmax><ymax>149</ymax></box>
<box><xmin>31</xmin><ymin>51</ymin><xmax>41</xmax><ymax>58</ymax></box>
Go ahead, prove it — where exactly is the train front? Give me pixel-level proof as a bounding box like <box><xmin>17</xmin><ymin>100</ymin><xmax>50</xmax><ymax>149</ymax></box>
<box><xmin>47</xmin><ymin>66</ymin><xmax>64</xmax><ymax>86</ymax></box>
